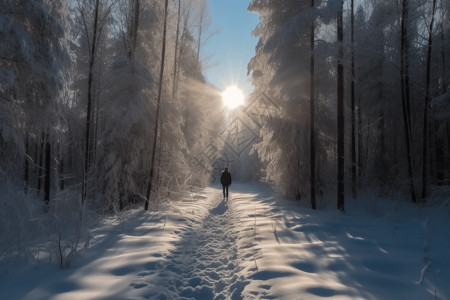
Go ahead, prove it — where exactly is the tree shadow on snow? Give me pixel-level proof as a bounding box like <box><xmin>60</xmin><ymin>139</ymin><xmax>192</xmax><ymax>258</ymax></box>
<box><xmin>238</xmin><ymin>183</ymin><xmax>438</xmax><ymax>300</ymax></box>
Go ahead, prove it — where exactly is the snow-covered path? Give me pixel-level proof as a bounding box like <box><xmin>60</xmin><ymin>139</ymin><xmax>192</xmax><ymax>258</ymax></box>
<box><xmin>1</xmin><ymin>183</ymin><xmax>449</xmax><ymax>300</ymax></box>
<box><xmin>147</xmin><ymin>188</ymin><xmax>248</xmax><ymax>299</ymax></box>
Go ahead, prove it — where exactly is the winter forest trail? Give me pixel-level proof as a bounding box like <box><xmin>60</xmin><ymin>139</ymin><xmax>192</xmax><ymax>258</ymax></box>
<box><xmin>0</xmin><ymin>185</ymin><xmax>277</xmax><ymax>300</ymax></box>
<box><xmin>1</xmin><ymin>184</ymin><xmax>449</xmax><ymax>300</ymax></box>
<box><xmin>146</xmin><ymin>187</ymin><xmax>253</xmax><ymax>299</ymax></box>
<box><xmin>142</xmin><ymin>184</ymin><xmax>292</xmax><ymax>299</ymax></box>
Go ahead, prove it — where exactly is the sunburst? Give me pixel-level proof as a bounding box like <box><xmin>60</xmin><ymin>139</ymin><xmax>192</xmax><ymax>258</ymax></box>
<box><xmin>221</xmin><ymin>86</ymin><xmax>245</xmax><ymax>109</ymax></box>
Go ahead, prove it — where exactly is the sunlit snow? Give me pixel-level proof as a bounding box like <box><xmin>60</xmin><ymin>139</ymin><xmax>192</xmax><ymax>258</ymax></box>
<box><xmin>1</xmin><ymin>184</ymin><xmax>449</xmax><ymax>299</ymax></box>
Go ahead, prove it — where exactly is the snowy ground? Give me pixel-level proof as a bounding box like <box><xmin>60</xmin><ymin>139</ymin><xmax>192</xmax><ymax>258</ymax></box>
<box><xmin>0</xmin><ymin>183</ymin><xmax>449</xmax><ymax>299</ymax></box>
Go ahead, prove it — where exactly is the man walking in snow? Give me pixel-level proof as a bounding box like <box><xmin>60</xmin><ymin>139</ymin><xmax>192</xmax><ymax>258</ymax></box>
<box><xmin>220</xmin><ymin>167</ymin><xmax>232</xmax><ymax>199</ymax></box>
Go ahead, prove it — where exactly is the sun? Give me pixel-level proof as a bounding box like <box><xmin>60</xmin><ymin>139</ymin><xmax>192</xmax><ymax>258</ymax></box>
<box><xmin>221</xmin><ymin>86</ymin><xmax>245</xmax><ymax>109</ymax></box>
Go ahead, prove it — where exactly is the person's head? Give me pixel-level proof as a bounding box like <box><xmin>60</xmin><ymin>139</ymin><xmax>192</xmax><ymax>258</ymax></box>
<box><xmin>224</xmin><ymin>167</ymin><xmax>228</xmax><ymax>172</ymax></box>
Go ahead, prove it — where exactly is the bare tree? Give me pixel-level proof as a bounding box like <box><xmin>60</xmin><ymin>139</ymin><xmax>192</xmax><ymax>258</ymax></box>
<box><xmin>350</xmin><ymin>0</ymin><xmax>357</xmax><ymax>199</ymax></box>
<box><xmin>79</xmin><ymin>0</ymin><xmax>114</xmax><ymax>205</ymax></box>
<box><xmin>37</xmin><ymin>131</ymin><xmax>45</xmax><ymax>196</ymax></box>
<box><xmin>23</xmin><ymin>133</ymin><xmax>30</xmax><ymax>194</ymax></box>
<box><xmin>192</xmin><ymin>0</ymin><xmax>217</xmax><ymax>74</ymax></box>
<box><xmin>436</xmin><ymin>15</ymin><xmax>448</xmax><ymax>185</ymax></box>
<box><xmin>127</xmin><ymin>0</ymin><xmax>140</xmax><ymax>59</ymax></box>
<box><xmin>421</xmin><ymin>0</ymin><xmax>437</xmax><ymax>201</ymax></box>
<box><xmin>337</xmin><ymin>0</ymin><xmax>345</xmax><ymax>212</ymax></box>
<box><xmin>145</xmin><ymin>0</ymin><xmax>169</xmax><ymax>211</ymax></box>
<box><xmin>172</xmin><ymin>0</ymin><xmax>182</xmax><ymax>97</ymax></box>
<box><xmin>81</xmin><ymin>0</ymin><xmax>100</xmax><ymax>205</ymax></box>
<box><xmin>194</xmin><ymin>0</ymin><xmax>207</xmax><ymax>62</ymax></box>
<box><xmin>400</xmin><ymin>0</ymin><xmax>417</xmax><ymax>203</ymax></box>
<box><xmin>44</xmin><ymin>131</ymin><xmax>51</xmax><ymax>206</ymax></box>
<box><xmin>310</xmin><ymin>0</ymin><xmax>316</xmax><ymax>209</ymax></box>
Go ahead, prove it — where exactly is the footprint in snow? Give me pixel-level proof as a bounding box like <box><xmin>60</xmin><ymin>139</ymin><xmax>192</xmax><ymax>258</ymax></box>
<box><xmin>148</xmin><ymin>191</ymin><xmax>248</xmax><ymax>299</ymax></box>
<box><xmin>130</xmin><ymin>282</ymin><xmax>147</xmax><ymax>289</ymax></box>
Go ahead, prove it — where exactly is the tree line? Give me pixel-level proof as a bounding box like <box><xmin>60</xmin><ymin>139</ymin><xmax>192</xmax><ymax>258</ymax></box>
<box><xmin>0</xmin><ymin>0</ymin><xmax>224</xmax><ymax>263</ymax></box>
<box><xmin>248</xmin><ymin>0</ymin><xmax>450</xmax><ymax>210</ymax></box>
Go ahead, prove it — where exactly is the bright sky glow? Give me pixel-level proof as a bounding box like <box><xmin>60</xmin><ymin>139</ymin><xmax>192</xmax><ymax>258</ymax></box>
<box><xmin>221</xmin><ymin>86</ymin><xmax>245</xmax><ymax>109</ymax></box>
<box><xmin>202</xmin><ymin>1</ymin><xmax>258</xmax><ymax>95</ymax></box>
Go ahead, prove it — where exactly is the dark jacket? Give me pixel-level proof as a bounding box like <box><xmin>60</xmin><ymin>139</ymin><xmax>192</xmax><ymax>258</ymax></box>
<box><xmin>220</xmin><ymin>171</ymin><xmax>232</xmax><ymax>186</ymax></box>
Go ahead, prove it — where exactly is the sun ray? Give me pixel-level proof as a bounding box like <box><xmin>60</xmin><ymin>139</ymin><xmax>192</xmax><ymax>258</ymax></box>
<box><xmin>221</xmin><ymin>86</ymin><xmax>245</xmax><ymax>110</ymax></box>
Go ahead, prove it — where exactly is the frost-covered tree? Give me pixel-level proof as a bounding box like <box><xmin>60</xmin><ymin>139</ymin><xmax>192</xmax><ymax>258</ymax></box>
<box><xmin>175</xmin><ymin>5</ymin><xmax>224</xmax><ymax>187</ymax></box>
<box><xmin>0</xmin><ymin>0</ymin><xmax>70</xmax><ymax>198</ymax></box>
<box><xmin>70</xmin><ymin>0</ymin><xmax>117</xmax><ymax>206</ymax></box>
<box><xmin>0</xmin><ymin>0</ymin><xmax>74</xmax><ymax>261</ymax></box>
<box><xmin>92</xmin><ymin>0</ymin><xmax>219</xmax><ymax>211</ymax></box>
<box><xmin>0</xmin><ymin>0</ymin><xmax>221</xmax><ymax>267</ymax></box>
<box><xmin>248</xmin><ymin>0</ymin><xmax>449</xmax><ymax>205</ymax></box>
<box><xmin>249</xmin><ymin>0</ymin><xmax>319</xmax><ymax>201</ymax></box>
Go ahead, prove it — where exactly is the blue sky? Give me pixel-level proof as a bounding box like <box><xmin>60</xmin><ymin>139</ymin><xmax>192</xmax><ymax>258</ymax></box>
<box><xmin>201</xmin><ymin>0</ymin><xmax>259</xmax><ymax>95</ymax></box>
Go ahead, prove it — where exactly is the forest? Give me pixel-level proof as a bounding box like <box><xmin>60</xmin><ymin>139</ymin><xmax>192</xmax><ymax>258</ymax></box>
<box><xmin>1</xmin><ymin>0</ymin><xmax>449</xmax><ymax>267</ymax></box>
<box><xmin>1</xmin><ymin>0</ymin><xmax>225</xmax><ymax>266</ymax></box>
<box><xmin>248</xmin><ymin>0</ymin><xmax>450</xmax><ymax>208</ymax></box>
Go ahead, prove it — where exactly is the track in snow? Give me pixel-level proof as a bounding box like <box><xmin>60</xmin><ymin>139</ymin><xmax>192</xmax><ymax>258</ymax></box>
<box><xmin>149</xmin><ymin>188</ymin><xmax>249</xmax><ymax>299</ymax></box>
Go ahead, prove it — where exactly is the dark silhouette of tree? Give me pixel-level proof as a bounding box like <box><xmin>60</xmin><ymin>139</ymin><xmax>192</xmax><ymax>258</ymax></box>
<box><xmin>310</xmin><ymin>0</ymin><xmax>316</xmax><ymax>209</ymax></box>
<box><xmin>337</xmin><ymin>0</ymin><xmax>345</xmax><ymax>212</ymax></box>
<box><xmin>145</xmin><ymin>0</ymin><xmax>169</xmax><ymax>211</ymax></box>
<box><xmin>400</xmin><ymin>0</ymin><xmax>417</xmax><ymax>203</ymax></box>
<box><xmin>421</xmin><ymin>0</ymin><xmax>437</xmax><ymax>201</ymax></box>
<box><xmin>350</xmin><ymin>0</ymin><xmax>357</xmax><ymax>199</ymax></box>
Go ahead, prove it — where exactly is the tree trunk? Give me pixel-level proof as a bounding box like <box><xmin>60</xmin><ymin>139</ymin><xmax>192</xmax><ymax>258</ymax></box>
<box><xmin>155</xmin><ymin>122</ymin><xmax>163</xmax><ymax>210</ymax></box>
<box><xmin>447</xmin><ymin>123</ymin><xmax>450</xmax><ymax>185</ymax></box>
<box><xmin>439</xmin><ymin>21</ymin><xmax>448</xmax><ymax>185</ymax></box>
<box><xmin>378</xmin><ymin>111</ymin><xmax>386</xmax><ymax>184</ymax></box>
<box><xmin>172</xmin><ymin>0</ymin><xmax>181</xmax><ymax>98</ymax></box>
<box><xmin>44</xmin><ymin>131</ymin><xmax>51</xmax><ymax>205</ymax></box>
<box><xmin>196</xmin><ymin>15</ymin><xmax>203</xmax><ymax>63</ymax></box>
<box><xmin>337</xmin><ymin>0</ymin><xmax>345</xmax><ymax>212</ymax></box>
<box><xmin>195</xmin><ymin>1</ymin><xmax>207</xmax><ymax>75</ymax></box>
<box><xmin>91</xmin><ymin>51</ymin><xmax>103</xmax><ymax>169</ymax></box>
<box><xmin>350</xmin><ymin>0</ymin><xmax>356</xmax><ymax>199</ymax></box>
<box><xmin>93</xmin><ymin>72</ymin><xmax>100</xmax><ymax>168</ymax></box>
<box><xmin>432</xmin><ymin>120</ymin><xmax>442</xmax><ymax>184</ymax></box>
<box><xmin>309</xmin><ymin>0</ymin><xmax>316</xmax><ymax>210</ymax></box>
<box><xmin>421</xmin><ymin>0</ymin><xmax>437</xmax><ymax>201</ymax></box>
<box><xmin>58</xmin><ymin>141</ymin><xmax>65</xmax><ymax>190</ymax></box>
<box><xmin>24</xmin><ymin>132</ymin><xmax>29</xmax><ymax>194</ymax></box>
<box><xmin>400</xmin><ymin>0</ymin><xmax>417</xmax><ymax>203</ymax></box>
<box><xmin>132</xmin><ymin>0</ymin><xmax>140</xmax><ymax>55</ymax></box>
<box><xmin>440</xmin><ymin>22</ymin><xmax>447</xmax><ymax>94</ymax></box>
<box><xmin>145</xmin><ymin>0</ymin><xmax>169</xmax><ymax>210</ymax></box>
<box><xmin>358</xmin><ymin>96</ymin><xmax>363</xmax><ymax>188</ymax></box>
<box><xmin>37</xmin><ymin>131</ymin><xmax>45</xmax><ymax>196</ymax></box>
<box><xmin>82</xmin><ymin>0</ymin><xmax>100</xmax><ymax>205</ymax></box>
<box><xmin>128</xmin><ymin>0</ymin><xmax>140</xmax><ymax>59</ymax></box>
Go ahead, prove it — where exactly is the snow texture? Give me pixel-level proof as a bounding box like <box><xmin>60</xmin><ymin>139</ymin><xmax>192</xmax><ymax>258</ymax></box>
<box><xmin>0</xmin><ymin>184</ymin><xmax>449</xmax><ymax>299</ymax></box>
